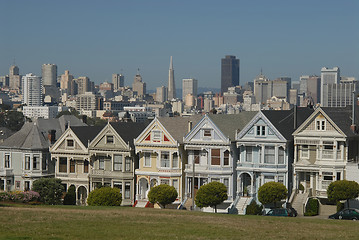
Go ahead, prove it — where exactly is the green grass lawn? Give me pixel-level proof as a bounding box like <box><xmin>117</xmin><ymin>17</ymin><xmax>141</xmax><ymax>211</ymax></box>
<box><xmin>0</xmin><ymin>204</ymin><xmax>356</xmax><ymax>240</ymax></box>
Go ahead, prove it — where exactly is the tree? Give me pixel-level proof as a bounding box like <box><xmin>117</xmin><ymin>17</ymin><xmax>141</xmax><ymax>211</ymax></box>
<box><xmin>195</xmin><ymin>181</ymin><xmax>228</xmax><ymax>213</ymax></box>
<box><xmin>0</xmin><ymin>110</ymin><xmax>25</xmax><ymax>131</ymax></box>
<box><xmin>63</xmin><ymin>185</ymin><xmax>76</xmax><ymax>205</ymax></box>
<box><xmin>87</xmin><ymin>187</ymin><xmax>122</xmax><ymax>206</ymax></box>
<box><xmin>258</xmin><ymin>182</ymin><xmax>287</xmax><ymax>207</ymax></box>
<box><xmin>327</xmin><ymin>180</ymin><xmax>359</xmax><ymax>208</ymax></box>
<box><xmin>148</xmin><ymin>184</ymin><xmax>178</xmax><ymax>209</ymax></box>
<box><xmin>32</xmin><ymin>178</ymin><xmax>64</xmax><ymax>205</ymax></box>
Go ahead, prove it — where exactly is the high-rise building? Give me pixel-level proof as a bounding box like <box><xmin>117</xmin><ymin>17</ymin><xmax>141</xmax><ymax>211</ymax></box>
<box><xmin>321</xmin><ymin>77</ymin><xmax>358</xmax><ymax>107</ymax></box>
<box><xmin>76</xmin><ymin>76</ymin><xmax>92</xmax><ymax>94</ymax></box>
<box><xmin>321</xmin><ymin>67</ymin><xmax>340</xmax><ymax>103</ymax></box>
<box><xmin>182</xmin><ymin>78</ymin><xmax>198</xmax><ymax>100</ymax></box>
<box><xmin>112</xmin><ymin>74</ymin><xmax>124</xmax><ymax>90</ymax></box>
<box><xmin>22</xmin><ymin>73</ymin><xmax>42</xmax><ymax>106</ymax></box>
<box><xmin>60</xmin><ymin>70</ymin><xmax>74</xmax><ymax>91</ymax></box>
<box><xmin>132</xmin><ymin>71</ymin><xmax>146</xmax><ymax>97</ymax></box>
<box><xmin>306</xmin><ymin>75</ymin><xmax>321</xmax><ymax>105</ymax></box>
<box><xmin>9</xmin><ymin>65</ymin><xmax>21</xmax><ymax>90</ymax></box>
<box><xmin>253</xmin><ymin>71</ymin><xmax>270</xmax><ymax>104</ymax></box>
<box><xmin>42</xmin><ymin>64</ymin><xmax>57</xmax><ymax>87</ymax></box>
<box><xmin>168</xmin><ymin>56</ymin><xmax>176</xmax><ymax>100</ymax></box>
<box><xmin>156</xmin><ymin>86</ymin><xmax>168</xmax><ymax>103</ymax></box>
<box><xmin>221</xmin><ymin>55</ymin><xmax>239</xmax><ymax>93</ymax></box>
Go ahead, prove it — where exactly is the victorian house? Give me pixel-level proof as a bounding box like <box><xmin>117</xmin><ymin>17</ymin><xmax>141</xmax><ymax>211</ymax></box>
<box><xmin>0</xmin><ymin>115</ymin><xmax>86</xmax><ymax>192</ymax></box>
<box><xmin>134</xmin><ymin>116</ymin><xmax>201</xmax><ymax>207</ymax></box>
<box><xmin>88</xmin><ymin>122</ymin><xmax>148</xmax><ymax>206</ymax></box>
<box><xmin>292</xmin><ymin>106</ymin><xmax>359</xmax><ymax>198</ymax></box>
<box><xmin>183</xmin><ymin>113</ymin><xmax>256</xmax><ymax>212</ymax></box>
<box><xmin>49</xmin><ymin>125</ymin><xmax>102</xmax><ymax>205</ymax></box>
<box><xmin>236</xmin><ymin>108</ymin><xmax>312</xmax><ymax>209</ymax></box>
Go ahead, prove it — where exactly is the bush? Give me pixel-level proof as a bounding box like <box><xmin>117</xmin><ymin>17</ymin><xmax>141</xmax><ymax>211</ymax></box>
<box><xmin>63</xmin><ymin>185</ymin><xmax>76</xmax><ymax>205</ymax></box>
<box><xmin>246</xmin><ymin>200</ymin><xmax>262</xmax><ymax>215</ymax></box>
<box><xmin>304</xmin><ymin>198</ymin><xmax>319</xmax><ymax>216</ymax></box>
<box><xmin>87</xmin><ymin>187</ymin><xmax>122</xmax><ymax>206</ymax></box>
<box><xmin>298</xmin><ymin>183</ymin><xmax>305</xmax><ymax>191</ymax></box>
<box><xmin>258</xmin><ymin>182</ymin><xmax>287</xmax><ymax>207</ymax></box>
<box><xmin>148</xmin><ymin>184</ymin><xmax>178</xmax><ymax>209</ymax></box>
<box><xmin>32</xmin><ymin>178</ymin><xmax>64</xmax><ymax>205</ymax></box>
<box><xmin>327</xmin><ymin>180</ymin><xmax>359</xmax><ymax>208</ymax></box>
<box><xmin>0</xmin><ymin>191</ymin><xmax>39</xmax><ymax>203</ymax></box>
<box><xmin>195</xmin><ymin>181</ymin><xmax>228</xmax><ymax>213</ymax></box>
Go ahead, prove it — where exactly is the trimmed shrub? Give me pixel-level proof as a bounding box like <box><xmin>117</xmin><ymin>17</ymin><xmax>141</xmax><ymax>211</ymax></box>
<box><xmin>246</xmin><ymin>200</ymin><xmax>262</xmax><ymax>215</ymax></box>
<box><xmin>32</xmin><ymin>178</ymin><xmax>64</xmax><ymax>205</ymax></box>
<box><xmin>327</xmin><ymin>180</ymin><xmax>359</xmax><ymax>208</ymax></box>
<box><xmin>258</xmin><ymin>182</ymin><xmax>287</xmax><ymax>207</ymax></box>
<box><xmin>148</xmin><ymin>184</ymin><xmax>178</xmax><ymax>209</ymax></box>
<box><xmin>87</xmin><ymin>187</ymin><xmax>122</xmax><ymax>206</ymax></box>
<box><xmin>298</xmin><ymin>183</ymin><xmax>305</xmax><ymax>191</ymax></box>
<box><xmin>304</xmin><ymin>198</ymin><xmax>319</xmax><ymax>216</ymax></box>
<box><xmin>63</xmin><ymin>185</ymin><xmax>76</xmax><ymax>205</ymax></box>
<box><xmin>195</xmin><ymin>181</ymin><xmax>228</xmax><ymax>213</ymax></box>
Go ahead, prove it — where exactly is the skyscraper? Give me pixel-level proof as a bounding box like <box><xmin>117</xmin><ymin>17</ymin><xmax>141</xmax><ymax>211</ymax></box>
<box><xmin>132</xmin><ymin>71</ymin><xmax>146</xmax><ymax>97</ymax></box>
<box><xmin>112</xmin><ymin>73</ymin><xmax>124</xmax><ymax>90</ymax></box>
<box><xmin>42</xmin><ymin>64</ymin><xmax>57</xmax><ymax>87</ymax></box>
<box><xmin>9</xmin><ymin>65</ymin><xmax>21</xmax><ymax>90</ymax></box>
<box><xmin>221</xmin><ymin>55</ymin><xmax>239</xmax><ymax>93</ymax></box>
<box><xmin>156</xmin><ymin>86</ymin><xmax>168</xmax><ymax>103</ymax></box>
<box><xmin>320</xmin><ymin>67</ymin><xmax>340</xmax><ymax>103</ymax></box>
<box><xmin>182</xmin><ymin>78</ymin><xmax>198</xmax><ymax>100</ymax></box>
<box><xmin>22</xmin><ymin>73</ymin><xmax>42</xmax><ymax>106</ymax></box>
<box><xmin>168</xmin><ymin>56</ymin><xmax>176</xmax><ymax>100</ymax></box>
<box><xmin>60</xmin><ymin>70</ymin><xmax>74</xmax><ymax>91</ymax></box>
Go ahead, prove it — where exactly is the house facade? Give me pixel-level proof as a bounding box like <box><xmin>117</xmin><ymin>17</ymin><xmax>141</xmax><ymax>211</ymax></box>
<box><xmin>293</xmin><ymin>106</ymin><xmax>359</xmax><ymax>198</ymax></box>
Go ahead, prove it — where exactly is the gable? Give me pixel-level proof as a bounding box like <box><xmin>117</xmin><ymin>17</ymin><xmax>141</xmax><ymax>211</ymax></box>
<box><xmin>89</xmin><ymin>124</ymin><xmax>129</xmax><ymax>150</ymax></box>
<box><xmin>184</xmin><ymin>116</ymin><xmax>229</xmax><ymax>144</ymax></box>
<box><xmin>135</xmin><ymin>119</ymin><xmax>177</xmax><ymax>146</ymax></box>
<box><xmin>50</xmin><ymin>129</ymin><xmax>87</xmax><ymax>153</ymax></box>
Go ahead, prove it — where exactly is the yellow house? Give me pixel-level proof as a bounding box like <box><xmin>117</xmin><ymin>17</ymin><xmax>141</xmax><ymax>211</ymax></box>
<box><xmin>134</xmin><ymin>116</ymin><xmax>201</xmax><ymax>207</ymax></box>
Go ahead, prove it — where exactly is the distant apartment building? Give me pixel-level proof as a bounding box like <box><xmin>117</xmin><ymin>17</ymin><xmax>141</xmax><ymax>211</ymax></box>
<box><xmin>254</xmin><ymin>72</ymin><xmax>290</xmax><ymax>104</ymax></box>
<box><xmin>112</xmin><ymin>74</ymin><xmax>124</xmax><ymax>90</ymax></box>
<box><xmin>76</xmin><ymin>92</ymin><xmax>103</xmax><ymax>111</ymax></box>
<box><xmin>9</xmin><ymin>65</ymin><xmax>21</xmax><ymax>91</ymax></box>
<box><xmin>23</xmin><ymin>106</ymin><xmax>68</xmax><ymax>119</ymax></box>
<box><xmin>306</xmin><ymin>76</ymin><xmax>321</xmax><ymax>105</ymax></box>
<box><xmin>22</xmin><ymin>73</ymin><xmax>42</xmax><ymax>106</ymax></box>
<box><xmin>182</xmin><ymin>78</ymin><xmax>198</xmax><ymax>100</ymax></box>
<box><xmin>76</xmin><ymin>76</ymin><xmax>92</xmax><ymax>95</ymax></box>
<box><xmin>60</xmin><ymin>70</ymin><xmax>74</xmax><ymax>92</ymax></box>
<box><xmin>321</xmin><ymin>77</ymin><xmax>358</xmax><ymax>107</ymax></box>
<box><xmin>156</xmin><ymin>86</ymin><xmax>168</xmax><ymax>103</ymax></box>
<box><xmin>99</xmin><ymin>82</ymin><xmax>113</xmax><ymax>92</ymax></box>
<box><xmin>321</xmin><ymin>67</ymin><xmax>340</xmax><ymax>103</ymax></box>
<box><xmin>42</xmin><ymin>64</ymin><xmax>57</xmax><ymax>87</ymax></box>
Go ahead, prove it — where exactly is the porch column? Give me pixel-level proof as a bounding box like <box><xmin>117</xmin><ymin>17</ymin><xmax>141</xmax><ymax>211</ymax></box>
<box><xmin>238</xmin><ymin>176</ymin><xmax>242</xmax><ymax>196</ymax></box>
<box><xmin>310</xmin><ymin>173</ymin><xmax>314</xmax><ymax>189</ymax></box>
<box><xmin>294</xmin><ymin>144</ymin><xmax>298</xmax><ymax>163</ymax></box>
<box><xmin>250</xmin><ymin>174</ymin><xmax>254</xmax><ymax>196</ymax></box>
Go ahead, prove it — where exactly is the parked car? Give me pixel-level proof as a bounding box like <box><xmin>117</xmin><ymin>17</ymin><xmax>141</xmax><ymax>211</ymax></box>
<box><xmin>329</xmin><ymin>208</ymin><xmax>359</xmax><ymax>220</ymax></box>
<box><xmin>265</xmin><ymin>208</ymin><xmax>297</xmax><ymax>217</ymax></box>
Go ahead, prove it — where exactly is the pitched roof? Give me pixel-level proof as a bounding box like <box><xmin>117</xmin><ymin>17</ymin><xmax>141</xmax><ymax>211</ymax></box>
<box><xmin>208</xmin><ymin>112</ymin><xmax>258</xmax><ymax>140</ymax></box>
<box><xmin>262</xmin><ymin>107</ymin><xmax>314</xmax><ymax>139</ymax></box>
<box><xmin>110</xmin><ymin>121</ymin><xmax>150</xmax><ymax>148</ymax></box>
<box><xmin>70</xmin><ymin>126</ymin><xmax>103</xmax><ymax>147</ymax></box>
<box><xmin>0</xmin><ymin>115</ymin><xmax>87</xmax><ymax>150</ymax></box>
<box><xmin>157</xmin><ymin>115</ymin><xmax>203</xmax><ymax>143</ymax></box>
<box><xmin>320</xmin><ymin>106</ymin><xmax>359</xmax><ymax>137</ymax></box>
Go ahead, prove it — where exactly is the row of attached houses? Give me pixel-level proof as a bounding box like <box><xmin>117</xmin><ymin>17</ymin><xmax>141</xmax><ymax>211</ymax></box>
<box><xmin>1</xmin><ymin>106</ymin><xmax>359</xmax><ymax>212</ymax></box>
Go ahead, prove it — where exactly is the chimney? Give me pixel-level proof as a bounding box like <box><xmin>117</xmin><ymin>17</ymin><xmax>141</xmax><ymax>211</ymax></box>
<box><xmin>188</xmin><ymin>121</ymin><xmax>193</xmax><ymax>133</ymax></box>
<box><xmin>48</xmin><ymin>130</ymin><xmax>56</xmax><ymax>144</ymax></box>
<box><xmin>82</xmin><ymin>115</ymin><xmax>87</xmax><ymax>124</ymax></box>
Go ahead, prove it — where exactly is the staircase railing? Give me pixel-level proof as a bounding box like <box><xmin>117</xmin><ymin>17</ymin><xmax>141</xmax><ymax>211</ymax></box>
<box><xmin>228</xmin><ymin>196</ymin><xmax>240</xmax><ymax>214</ymax></box>
<box><xmin>177</xmin><ymin>197</ymin><xmax>188</xmax><ymax>210</ymax></box>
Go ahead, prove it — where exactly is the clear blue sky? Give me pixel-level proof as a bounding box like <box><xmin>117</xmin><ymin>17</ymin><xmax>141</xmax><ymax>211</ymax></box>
<box><xmin>0</xmin><ymin>0</ymin><xmax>358</xmax><ymax>91</ymax></box>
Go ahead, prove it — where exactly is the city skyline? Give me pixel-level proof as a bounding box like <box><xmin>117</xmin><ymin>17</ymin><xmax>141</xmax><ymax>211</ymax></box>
<box><xmin>0</xmin><ymin>1</ymin><xmax>358</xmax><ymax>90</ymax></box>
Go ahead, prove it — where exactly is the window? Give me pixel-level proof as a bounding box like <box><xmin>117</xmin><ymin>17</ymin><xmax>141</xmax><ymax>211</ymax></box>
<box><xmin>323</xmin><ymin>175</ymin><xmax>333</xmax><ymax>181</ymax></box>
<box><xmin>336</xmin><ymin>172</ymin><xmax>341</xmax><ymax>181</ymax></box>
<box><xmin>194</xmin><ymin>150</ymin><xmax>200</xmax><ymax>164</ymax></box>
<box><xmin>264</xmin><ymin>175</ymin><xmax>275</xmax><ymax>183</ymax></box>
<box><xmin>152</xmin><ymin>130</ymin><xmax>161</xmax><ymax>142</ymax></box>
<box><xmin>264</xmin><ymin>146</ymin><xmax>275</xmax><ymax>164</ymax></box>
<box><xmin>144</xmin><ymin>153</ymin><xmax>151</xmax><ymax>167</ymax></box>
<box><xmin>160</xmin><ymin>179</ymin><xmax>170</xmax><ymax>185</ymax></box>
<box><xmin>114</xmin><ymin>182</ymin><xmax>122</xmax><ymax>192</ymax></box>
<box><xmin>301</xmin><ymin>145</ymin><xmax>309</xmax><ymax>158</ymax></box>
<box><xmin>15</xmin><ymin>181</ymin><xmax>20</xmax><ymax>190</ymax></box>
<box><xmin>24</xmin><ymin>181</ymin><xmax>30</xmax><ymax>191</ymax></box>
<box><xmin>99</xmin><ymin>157</ymin><xmax>105</xmax><ymax>170</ymax></box>
<box><xmin>278</xmin><ymin>147</ymin><xmax>284</xmax><ymax>164</ymax></box>
<box><xmin>113</xmin><ymin>155</ymin><xmax>123</xmax><ymax>171</ymax></box>
<box><xmin>323</xmin><ymin>144</ymin><xmax>334</xmax><ymax>159</ymax></box>
<box><xmin>106</xmin><ymin>135</ymin><xmax>114</xmax><ymax>144</ymax></box>
<box><xmin>67</xmin><ymin>139</ymin><xmax>74</xmax><ymax>147</ymax></box>
<box><xmin>316</xmin><ymin>120</ymin><xmax>326</xmax><ymax>131</ymax></box>
<box><xmin>224</xmin><ymin>151</ymin><xmax>229</xmax><ymax>166</ymax></box>
<box><xmin>256</xmin><ymin>126</ymin><xmax>266</xmax><ymax>136</ymax></box>
<box><xmin>161</xmin><ymin>152</ymin><xmax>170</xmax><ymax>168</ymax></box>
<box><xmin>211</xmin><ymin>149</ymin><xmax>220</xmax><ymax>165</ymax></box>
<box><xmin>125</xmin><ymin>182</ymin><xmax>131</xmax><ymax>199</ymax></box>
<box><xmin>245</xmin><ymin>147</ymin><xmax>252</xmax><ymax>162</ymax></box>
<box><xmin>84</xmin><ymin>160</ymin><xmax>89</xmax><ymax>173</ymax></box>
<box><xmin>224</xmin><ymin>178</ymin><xmax>229</xmax><ymax>194</ymax></box>
<box><xmin>25</xmin><ymin>155</ymin><xmax>31</xmax><ymax>170</ymax></box>
<box><xmin>125</xmin><ymin>158</ymin><xmax>131</xmax><ymax>171</ymax></box>
<box><xmin>172</xmin><ymin>153</ymin><xmax>179</xmax><ymax>168</ymax></box>
<box><xmin>70</xmin><ymin>159</ymin><xmax>75</xmax><ymax>173</ymax></box>
<box><xmin>211</xmin><ymin>178</ymin><xmax>220</xmax><ymax>182</ymax></box>
<box><xmin>278</xmin><ymin>176</ymin><xmax>284</xmax><ymax>184</ymax></box>
<box><xmin>33</xmin><ymin>155</ymin><xmax>40</xmax><ymax>170</ymax></box>
<box><xmin>4</xmin><ymin>154</ymin><xmax>10</xmax><ymax>168</ymax></box>
<box><xmin>203</xmin><ymin>129</ymin><xmax>212</xmax><ymax>138</ymax></box>
<box><xmin>59</xmin><ymin>157</ymin><xmax>67</xmax><ymax>173</ymax></box>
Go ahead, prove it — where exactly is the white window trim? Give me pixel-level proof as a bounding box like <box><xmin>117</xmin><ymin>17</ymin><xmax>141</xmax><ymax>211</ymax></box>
<box><xmin>316</xmin><ymin>119</ymin><xmax>326</xmax><ymax>131</ymax></box>
<box><xmin>106</xmin><ymin>135</ymin><xmax>115</xmax><ymax>144</ymax></box>
<box><xmin>144</xmin><ymin>152</ymin><xmax>151</xmax><ymax>167</ymax></box>
<box><xmin>255</xmin><ymin>125</ymin><xmax>266</xmax><ymax>136</ymax></box>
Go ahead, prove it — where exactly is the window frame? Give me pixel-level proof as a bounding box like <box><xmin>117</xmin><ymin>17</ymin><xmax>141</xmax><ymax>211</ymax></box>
<box><xmin>160</xmin><ymin>152</ymin><xmax>170</xmax><ymax>168</ymax></box>
<box><xmin>33</xmin><ymin>155</ymin><xmax>40</xmax><ymax>170</ymax></box>
<box><xmin>264</xmin><ymin>146</ymin><xmax>275</xmax><ymax>164</ymax></box>
<box><xmin>144</xmin><ymin>153</ymin><xmax>151</xmax><ymax>167</ymax></box>
<box><xmin>66</xmin><ymin>139</ymin><xmax>74</xmax><ymax>148</ymax></box>
<box><xmin>256</xmin><ymin>125</ymin><xmax>266</xmax><ymax>136</ymax></box>
<box><xmin>125</xmin><ymin>158</ymin><xmax>131</xmax><ymax>172</ymax></box>
<box><xmin>245</xmin><ymin>146</ymin><xmax>252</xmax><ymax>162</ymax></box>
<box><xmin>4</xmin><ymin>153</ymin><xmax>10</xmax><ymax>168</ymax></box>
<box><xmin>113</xmin><ymin>155</ymin><xmax>123</xmax><ymax>171</ymax></box>
<box><xmin>59</xmin><ymin>157</ymin><xmax>67</xmax><ymax>173</ymax></box>
<box><xmin>106</xmin><ymin>135</ymin><xmax>114</xmax><ymax>144</ymax></box>
<box><xmin>25</xmin><ymin>155</ymin><xmax>31</xmax><ymax>170</ymax></box>
<box><xmin>211</xmin><ymin>149</ymin><xmax>220</xmax><ymax>166</ymax></box>
<box><xmin>223</xmin><ymin>150</ymin><xmax>230</xmax><ymax>166</ymax></box>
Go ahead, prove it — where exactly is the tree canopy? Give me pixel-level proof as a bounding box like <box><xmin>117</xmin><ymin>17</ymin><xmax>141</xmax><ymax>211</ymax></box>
<box><xmin>0</xmin><ymin>110</ymin><xmax>25</xmax><ymax>131</ymax></box>
<box><xmin>258</xmin><ymin>182</ymin><xmax>287</xmax><ymax>207</ymax></box>
<box><xmin>195</xmin><ymin>181</ymin><xmax>228</xmax><ymax>213</ymax></box>
<box><xmin>32</xmin><ymin>178</ymin><xmax>64</xmax><ymax>205</ymax></box>
<box><xmin>148</xmin><ymin>184</ymin><xmax>178</xmax><ymax>208</ymax></box>
<box><xmin>327</xmin><ymin>180</ymin><xmax>359</xmax><ymax>207</ymax></box>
